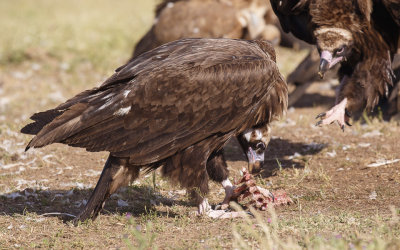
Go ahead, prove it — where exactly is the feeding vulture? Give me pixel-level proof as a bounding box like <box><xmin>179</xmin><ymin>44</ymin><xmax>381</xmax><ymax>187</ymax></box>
<box><xmin>21</xmin><ymin>38</ymin><xmax>288</xmax><ymax>222</ymax></box>
<box><xmin>132</xmin><ymin>0</ymin><xmax>282</xmax><ymax>59</ymax></box>
<box><xmin>270</xmin><ymin>0</ymin><xmax>400</xmax><ymax>129</ymax></box>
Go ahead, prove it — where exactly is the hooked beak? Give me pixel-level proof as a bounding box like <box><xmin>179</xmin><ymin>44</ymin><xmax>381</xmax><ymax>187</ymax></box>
<box><xmin>318</xmin><ymin>50</ymin><xmax>344</xmax><ymax>79</ymax></box>
<box><xmin>318</xmin><ymin>58</ymin><xmax>329</xmax><ymax>78</ymax></box>
<box><xmin>247</xmin><ymin>142</ymin><xmax>265</xmax><ymax>174</ymax></box>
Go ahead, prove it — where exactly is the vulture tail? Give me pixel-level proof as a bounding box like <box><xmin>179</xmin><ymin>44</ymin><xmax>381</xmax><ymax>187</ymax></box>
<box><xmin>21</xmin><ymin>88</ymin><xmax>105</xmax><ymax>150</ymax></box>
<box><xmin>20</xmin><ymin>110</ymin><xmax>64</xmax><ymax>135</ymax></box>
<box><xmin>73</xmin><ymin>155</ymin><xmax>139</xmax><ymax>225</ymax></box>
<box><xmin>23</xmin><ymin>103</ymin><xmax>88</xmax><ymax>151</ymax></box>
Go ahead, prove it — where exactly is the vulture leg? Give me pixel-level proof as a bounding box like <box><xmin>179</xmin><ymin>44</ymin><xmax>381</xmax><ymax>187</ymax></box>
<box><xmin>73</xmin><ymin>155</ymin><xmax>139</xmax><ymax>224</ymax></box>
<box><xmin>205</xmin><ymin>151</ymin><xmax>248</xmax><ymax>219</ymax></box>
<box><xmin>206</xmin><ymin>151</ymin><xmax>234</xmax><ymax>209</ymax></box>
<box><xmin>315</xmin><ymin>98</ymin><xmax>351</xmax><ymax>131</ymax></box>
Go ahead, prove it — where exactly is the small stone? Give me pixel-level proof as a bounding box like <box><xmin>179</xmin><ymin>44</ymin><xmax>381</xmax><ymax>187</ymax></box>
<box><xmin>369</xmin><ymin>191</ymin><xmax>377</xmax><ymax>200</ymax></box>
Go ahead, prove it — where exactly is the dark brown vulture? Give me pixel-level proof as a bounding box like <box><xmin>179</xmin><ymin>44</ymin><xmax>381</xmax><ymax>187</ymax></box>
<box><xmin>270</xmin><ymin>0</ymin><xmax>400</xmax><ymax>129</ymax></box>
<box><xmin>132</xmin><ymin>0</ymin><xmax>282</xmax><ymax>59</ymax></box>
<box><xmin>21</xmin><ymin>38</ymin><xmax>288</xmax><ymax>222</ymax></box>
<box><xmin>287</xmin><ymin>50</ymin><xmax>400</xmax><ymax>112</ymax></box>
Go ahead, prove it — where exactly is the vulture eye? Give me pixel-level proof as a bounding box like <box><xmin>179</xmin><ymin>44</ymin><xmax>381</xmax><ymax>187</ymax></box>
<box><xmin>255</xmin><ymin>142</ymin><xmax>266</xmax><ymax>151</ymax></box>
<box><xmin>335</xmin><ymin>46</ymin><xmax>345</xmax><ymax>56</ymax></box>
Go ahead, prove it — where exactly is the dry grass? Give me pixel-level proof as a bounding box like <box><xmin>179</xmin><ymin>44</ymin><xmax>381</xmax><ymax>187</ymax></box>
<box><xmin>1</xmin><ymin>0</ymin><xmax>400</xmax><ymax>249</ymax></box>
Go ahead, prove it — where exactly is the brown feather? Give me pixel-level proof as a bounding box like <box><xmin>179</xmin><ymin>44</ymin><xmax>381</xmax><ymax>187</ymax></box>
<box><xmin>356</xmin><ymin>0</ymin><xmax>373</xmax><ymax>22</ymax></box>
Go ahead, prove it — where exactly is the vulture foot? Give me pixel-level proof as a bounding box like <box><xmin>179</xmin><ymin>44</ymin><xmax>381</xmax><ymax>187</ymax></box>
<box><xmin>207</xmin><ymin>209</ymin><xmax>249</xmax><ymax>219</ymax></box>
<box><xmin>198</xmin><ymin>198</ymin><xmax>212</xmax><ymax>215</ymax></box>
<box><xmin>315</xmin><ymin>98</ymin><xmax>351</xmax><ymax>131</ymax></box>
<box><xmin>196</xmin><ymin>198</ymin><xmax>246</xmax><ymax>218</ymax></box>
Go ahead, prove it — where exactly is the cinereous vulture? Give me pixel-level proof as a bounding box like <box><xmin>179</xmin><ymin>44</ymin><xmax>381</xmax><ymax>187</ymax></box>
<box><xmin>270</xmin><ymin>0</ymin><xmax>399</xmax><ymax>129</ymax></box>
<box><xmin>21</xmin><ymin>38</ymin><xmax>288</xmax><ymax>222</ymax></box>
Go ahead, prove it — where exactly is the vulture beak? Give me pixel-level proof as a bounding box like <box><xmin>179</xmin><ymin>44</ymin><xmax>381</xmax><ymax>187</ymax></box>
<box><xmin>246</xmin><ymin>142</ymin><xmax>265</xmax><ymax>174</ymax></box>
<box><xmin>318</xmin><ymin>58</ymin><xmax>329</xmax><ymax>78</ymax></box>
<box><xmin>318</xmin><ymin>50</ymin><xmax>344</xmax><ymax>79</ymax></box>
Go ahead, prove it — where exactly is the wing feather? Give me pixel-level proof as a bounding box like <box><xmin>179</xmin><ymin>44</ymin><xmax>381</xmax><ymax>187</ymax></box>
<box><xmin>23</xmin><ymin>39</ymin><xmax>284</xmax><ymax>165</ymax></box>
<box><xmin>382</xmin><ymin>0</ymin><xmax>400</xmax><ymax>27</ymax></box>
<box><xmin>270</xmin><ymin>0</ymin><xmax>314</xmax><ymax>44</ymax></box>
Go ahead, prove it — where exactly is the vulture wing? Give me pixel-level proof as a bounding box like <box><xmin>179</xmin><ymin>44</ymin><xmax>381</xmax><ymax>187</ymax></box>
<box><xmin>370</xmin><ymin>0</ymin><xmax>400</xmax><ymax>54</ymax></box>
<box><xmin>23</xmin><ymin>38</ymin><xmax>284</xmax><ymax>165</ymax></box>
<box><xmin>382</xmin><ymin>0</ymin><xmax>400</xmax><ymax>27</ymax></box>
<box><xmin>270</xmin><ymin>0</ymin><xmax>314</xmax><ymax>44</ymax></box>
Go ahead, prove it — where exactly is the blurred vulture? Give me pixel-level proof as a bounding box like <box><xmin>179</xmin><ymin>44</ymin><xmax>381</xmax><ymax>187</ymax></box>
<box><xmin>21</xmin><ymin>38</ymin><xmax>288</xmax><ymax>222</ymax></box>
<box><xmin>132</xmin><ymin>0</ymin><xmax>282</xmax><ymax>59</ymax></box>
<box><xmin>271</xmin><ymin>0</ymin><xmax>400</xmax><ymax>129</ymax></box>
<box><xmin>287</xmin><ymin>49</ymin><xmax>400</xmax><ymax>114</ymax></box>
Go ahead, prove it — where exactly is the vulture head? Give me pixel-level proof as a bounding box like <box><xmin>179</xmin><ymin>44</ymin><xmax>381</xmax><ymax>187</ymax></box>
<box><xmin>239</xmin><ymin>125</ymin><xmax>271</xmax><ymax>174</ymax></box>
<box><xmin>314</xmin><ymin>27</ymin><xmax>354</xmax><ymax>78</ymax></box>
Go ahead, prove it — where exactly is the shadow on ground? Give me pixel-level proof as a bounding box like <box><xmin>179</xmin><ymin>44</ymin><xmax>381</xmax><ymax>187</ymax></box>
<box><xmin>224</xmin><ymin>137</ymin><xmax>326</xmax><ymax>178</ymax></box>
<box><xmin>0</xmin><ymin>185</ymin><xmax>184</xmax><ymax>222</ymax></box>
<box><xmin>291</xmin><ymin>93</ymin><xmax>336</xmax><ymax>108</ymax></box>
<box><xmin>0</xmin><ymin>137</ymin><xmax>326</xmax><ymax>222</ymax></box>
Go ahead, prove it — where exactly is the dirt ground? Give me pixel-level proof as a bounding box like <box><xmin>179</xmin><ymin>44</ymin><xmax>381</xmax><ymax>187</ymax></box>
<box><xmin>0</xmin><ymin>1</ymin><xmax>399</xmax><ymax>249</ymax></box>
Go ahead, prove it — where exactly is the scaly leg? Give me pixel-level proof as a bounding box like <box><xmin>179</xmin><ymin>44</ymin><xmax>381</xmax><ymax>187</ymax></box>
<box><xmin>199</xmin><ymin>153</ymin><xmax>247</xmax><ymax>218</ymax></box>
<box><xmin>220</xmin><ymin>178</ymin><xmax>234</xmax><ymax>209</ymax></box>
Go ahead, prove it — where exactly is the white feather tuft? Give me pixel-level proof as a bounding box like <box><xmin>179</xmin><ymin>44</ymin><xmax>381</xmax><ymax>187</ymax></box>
<box><xmin>113</xmin><ymin>106</ymin><xmax>131</xmax><ymax>116</ymax></box>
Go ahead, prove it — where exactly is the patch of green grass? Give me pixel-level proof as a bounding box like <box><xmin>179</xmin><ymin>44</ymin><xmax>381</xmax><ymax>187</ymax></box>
<box><xmin>232</xmin><ymin>204</ymin><xmax>400</xmax><ymax>250</ymax></box>
<box><xmin>124</xmin><ymin>220</ymin><xmax>158</xmax><ymax>250</ymax></box>
<box><xmin>0</xmin><ymin>0</ymin><xmax>156</xmax><ymax>72</ymax></box>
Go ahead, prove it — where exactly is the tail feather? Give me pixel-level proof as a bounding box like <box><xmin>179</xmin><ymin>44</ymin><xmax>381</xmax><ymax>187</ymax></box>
<box><xmin>25</xmin><ymin>103</ymin><xmax>88</xmax><ymax>150</ymax></box>
<box><xmin>21</xmin><ymin>87</ymin><xmax>104</xmax><ymax>136</ymax></box>
<box><xmin>21</xmin><ymin>110</ymin><xmax>64</xmax><ymax>135</ymax></box>
<box><xmin>21</xmin><ymin>87</ymin><xmax>116</xmax><ymax>150</ymax></box>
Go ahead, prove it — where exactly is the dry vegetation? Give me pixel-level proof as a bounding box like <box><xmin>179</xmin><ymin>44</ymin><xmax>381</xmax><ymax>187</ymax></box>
<box><xmin>0</xmin><ymin>0</ymin><xmax>399</xmax><ymax>249</ymax></box>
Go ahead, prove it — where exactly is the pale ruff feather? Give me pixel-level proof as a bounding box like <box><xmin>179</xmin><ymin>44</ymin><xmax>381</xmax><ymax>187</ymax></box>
<box><xmin>243</xmin><ymin>128</ymin><xmax>263</xmax><ymax>142</ymax></box>
<box><xmin>314</xmin><ymin>27</ymin><xmax>353</xmax><ymax>41</ymax></box>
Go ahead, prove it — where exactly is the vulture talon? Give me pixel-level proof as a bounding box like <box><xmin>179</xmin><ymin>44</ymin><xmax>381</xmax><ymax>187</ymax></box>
<box><xmin>345</xmin><ymin>109</ymin><xmax>352</xmax><ymax>118</ymax></box>
<box><xmin>315</xmin><ymin>112</ymin><xmax>326</xmax><ymax>119</ymax></box>
<box><xmin>345</xmin><ymin>121</ymin><xmax>352</xmax><ymax>127</ymax></box>
<box><xmin>341</xmin><ymin>124</ymin><xmax>345</xmax><ymax>132</ymax></box>
<box><xmin>269</xmin><ymin>192</ymin><xmax>275</xmax><ymax>202</ymax></box>
<box><xmin>247</xmin><ymin>211</ymin><xmax>255</xmax><ymax>217</ymax></box>
<box><xmin>315</xmin><ymin>120</ymin><xmax>323</xmax><ymax>127</ymax></box>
